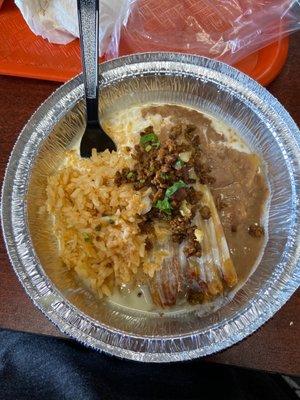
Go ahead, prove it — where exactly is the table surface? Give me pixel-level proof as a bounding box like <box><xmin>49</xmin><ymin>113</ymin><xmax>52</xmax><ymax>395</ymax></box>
<box><xmin>1</xmin><ymin>33</ymin><xmax>300</xmax><ymax>376</ymax></box>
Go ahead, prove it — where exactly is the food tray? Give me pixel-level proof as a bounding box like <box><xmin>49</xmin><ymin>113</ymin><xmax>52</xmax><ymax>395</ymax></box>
<box><xmin>0</xmin><ymin>0</ymin><xmax>289</xmax><ymax>85</ymax></box>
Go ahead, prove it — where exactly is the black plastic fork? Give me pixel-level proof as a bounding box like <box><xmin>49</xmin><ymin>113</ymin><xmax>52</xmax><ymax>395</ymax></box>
<box><xmin>77</xmin><ymin>0</ymin><xmax>116</xmax><ymax>157</ymax></box>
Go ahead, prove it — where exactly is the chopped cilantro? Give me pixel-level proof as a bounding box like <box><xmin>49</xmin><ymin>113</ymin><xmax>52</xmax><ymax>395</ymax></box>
<box><xmin>174</xmin><ymin>159</ymin><xmax>185</xmax><ymax>169</ymax></box>
<box><xmin>140</xmin><ymin>132</ymin><xmax>160</xmax><ymax>146</ymax></box>
<box><xmin>165</xmin><ymin>180</ymin><xmax>187</xmax><ymax>198</ymax></box>
<box><xmin>155</xmin><ymin>198</ymin><xmax>172</xmax><ymax>215</ymax></box>
<box><xmin>154</xmin><ymin>181</ymin><xmax>188</xmax><ymax>215</ymax></box>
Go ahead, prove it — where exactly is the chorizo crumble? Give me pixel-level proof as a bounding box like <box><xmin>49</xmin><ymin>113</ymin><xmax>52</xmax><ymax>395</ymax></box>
<box><xmin>114</xmin><ymin>124</ymin><xmax>264</xmax><ymax>304</ymax></box>
<box><xmin>114</xmin><ymin>124</ymin><xmax>216</xmax><ymax>257</ymax></box>
<box><xmin>114</xmin><ymin>123</ymin><xmax>265</xmax><ymax>303</ymax></box>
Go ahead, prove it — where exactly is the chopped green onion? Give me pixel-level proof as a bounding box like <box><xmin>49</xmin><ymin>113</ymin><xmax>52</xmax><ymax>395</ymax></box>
<box><xmin>82</xmin><ymin>232</ymin><xmax>91</xmax><ymax>242</ymax></box>
<box><xmin>155</xmin><ymin>198</ymin><xmax>172</xmax><ymax>215</ymax></box>
<box><xmin>165</xmin><ymin>180</ymin><xmax>187</xmax><ymax>198</ymax></box>
<box><xmin>140</xmin><ymin>132</ymin><xmax>160</xmax><ymax>146</ymax></box>
<box><xmin>139</xmin><ymin>179</ymin><xmax>145</xmax><ymax>184</ymax></box>
<box><xmin>145</xmin><ymin>144</ymin><xmax>152</xmax><ymax>152</ymax></box>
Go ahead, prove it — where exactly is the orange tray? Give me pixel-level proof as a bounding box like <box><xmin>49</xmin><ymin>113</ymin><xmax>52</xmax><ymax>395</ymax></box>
<box><xmin>0</xmin><ymin>0</ymin><xmax>289</xmax><ymax>86</ymax></box>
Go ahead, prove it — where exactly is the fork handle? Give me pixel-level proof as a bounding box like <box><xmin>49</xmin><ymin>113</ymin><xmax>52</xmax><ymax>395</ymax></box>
<box><xmin>77</xmin><ymin>0</ymin><xmax>99</xmax><ymax>124</ymax></box>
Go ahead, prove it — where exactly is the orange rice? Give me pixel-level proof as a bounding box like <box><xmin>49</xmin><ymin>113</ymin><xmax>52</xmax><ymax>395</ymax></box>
<box><xmin>46</xmin><ymin>148</ymin><xmax>162</xmax><ymax>297</ymax></box>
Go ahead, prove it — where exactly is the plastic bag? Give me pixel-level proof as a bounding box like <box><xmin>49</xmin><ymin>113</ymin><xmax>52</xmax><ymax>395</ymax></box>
<box><xmin>15</xmin><ymin>0</ymin><xmax>300</xmax><ymax>64</ymax></box>
<box><xmin>106</xmin><ymin>0</ymin><xmax>300</xmax><ymax>64</ymax></box>
<box><xmin>15</xmin><ymin>0</ymin><xmax>130</xmax><ymax>54</ymax></box>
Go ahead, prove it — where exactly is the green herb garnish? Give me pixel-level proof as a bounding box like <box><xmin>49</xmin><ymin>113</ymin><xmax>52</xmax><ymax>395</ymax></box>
<box><xmin>160</xmin><ymin>173</ymin><xmax>170</xmax><ymax>180</ymax></box>
<box><xmin>155</xmin><ymin>198</ymin><xmax>172</xmax><ymax>215</ymax></box>
<box><xmin>145</xmin><ymin>144</ymin><xmax>152</xmax><ymax>152</ymax></box>
<box><xmin>127</xmin><ymin>171</ymin><xmax>135</xmax><ymax>179</ymax></box>
<box><xmin>82</xmin><ymin>232</ymin><xmax>91</xmax><ymax>242</ymax></box>
<box><xmin>165</xmin><ymin>180</ymin><xmax>187</xmax><ymax>198</ymax></box>
<box><xmin>139</xmin><ymin>179</ymin><xmax>145</xmax><ymax>184</ymax></box>
<box><xmin>174</xmin><ymin>159</ymin><xmax>185</xmax><ymax>169</ymax></box>
<box><xmin>155</xmin><ymin>181</ymin><xmax>188</xmax><ymax>215</ymax></box>
<box><xmin>140</xmin><ymin>132</ymin><xmax>160</xmax><ymax>146</ymax></box>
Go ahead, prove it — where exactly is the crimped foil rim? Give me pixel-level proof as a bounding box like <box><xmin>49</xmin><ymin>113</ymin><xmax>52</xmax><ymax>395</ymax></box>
<box><xmin>1</xmin><ymin>52</ymin><xmax>300</xmax><ymax>362</ymax></box>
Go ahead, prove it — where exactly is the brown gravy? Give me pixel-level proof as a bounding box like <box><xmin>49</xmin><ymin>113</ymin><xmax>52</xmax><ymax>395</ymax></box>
<box><xmin>142</xmin><ymin>105</ymin><xmax>269</xmax><ymax>283</ymax></box>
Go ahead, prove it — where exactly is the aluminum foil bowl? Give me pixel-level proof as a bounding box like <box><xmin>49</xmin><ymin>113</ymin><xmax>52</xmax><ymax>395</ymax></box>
<box><xmin>1</xmin><ymin>53</ymin><xmax>300</xmax><ymax>362</ymax></box>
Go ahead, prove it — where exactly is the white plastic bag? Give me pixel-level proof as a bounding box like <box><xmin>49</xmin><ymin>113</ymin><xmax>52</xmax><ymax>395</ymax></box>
<box><xmin>15</xmin><ymin>0</ymin><xmax>128</xmax><ymax>54</ymax></box>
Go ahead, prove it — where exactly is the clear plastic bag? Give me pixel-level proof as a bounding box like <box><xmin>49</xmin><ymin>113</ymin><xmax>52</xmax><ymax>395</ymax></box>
<box><xmin>14</xmin><ymin>0</ymin><xmax>130</xmax><ymax>54</ymax></box>
<box><xmin>106</xmin><ymin>0</ymin><xmax>300</xmax><ymax>64</ymax></box>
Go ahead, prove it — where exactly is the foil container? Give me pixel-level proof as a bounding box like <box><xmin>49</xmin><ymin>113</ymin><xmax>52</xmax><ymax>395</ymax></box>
<box><xmin>1</xmin><ymin>53</ymin><xmax>300</xmax><ymax>362</ymax></box>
